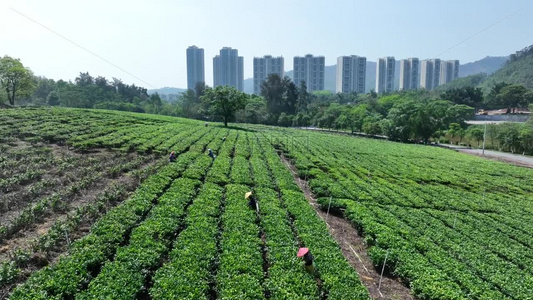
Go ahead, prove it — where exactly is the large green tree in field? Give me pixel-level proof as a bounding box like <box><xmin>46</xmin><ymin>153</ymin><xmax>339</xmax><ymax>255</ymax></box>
<box><xmin>202</xmin><ymin>86</ymin><xmax>248</xmax><ymax>127</ymax></box>
<box><xmin>260</xmin><ymin>74</ymin><xmax>298</xmax><ymax>115</ymax></box>
<box><xmin>0</xmin><ymin>56</ymin><xmax>35</xmax><ymax>106</ymax></box>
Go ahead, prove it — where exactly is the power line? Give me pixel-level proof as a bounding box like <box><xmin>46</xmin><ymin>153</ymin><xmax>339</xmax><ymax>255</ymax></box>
<box><xmin>434</xmin><ymin>8</ymin><xmax>523</xmax><ymax>58</ymax></box>
<box><xmin>10</xmin><ymin>7</ymin><xmax>155</xmax><ymax>88</ymax></box>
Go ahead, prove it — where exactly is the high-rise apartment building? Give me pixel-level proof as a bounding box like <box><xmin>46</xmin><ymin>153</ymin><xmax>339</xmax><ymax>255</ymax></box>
<box><xmin>213</xmin><ymin>47</ymin><xmax>244</xmax><ymax>91</ymax></box>
<box><xmin>420</xmin><ymin>59</ymin><xmax>441</xmax><ymax>90</ymax></box>
<box><xmin>336</xmin><ymin>55</ymin><xmax>366</xmax><ymax>94</ymax></box>
<box><xmin>293</xmin><ymin>54</ymin><xmax>325</xmax><ymax>92</ymax></box>
<box><xmin>253</xmin><ymin>55</ymin><xmax>284</xmax><ymax>94</ymax></box>
<box><xmin>376</xmin><ymin>56</ymin><xmax>395</xmax><ymax>93</ymax></box>
<box><xmin>432</xmin><ymin>58</ymin><xmax>441</xmax><ymax>90</ymax></box>
<box><xmin>420</xmin><ymin>60</ymin><xmax>433</xmax><ymax>90</ymax></box>
<box><xmin>399</xmin><ymin>58</ymin><xmax>419</xmax><ymax>91</ymax></box>
<box><xmin>186</xmin><ymin>46</ymin><xmax>205</xmax><ymax>90</ymax></box>
<box><xmin>439</xmin><ymin>60</ymin><xmax>460</xmax><ymax>85</ymax></box>
<box><xmin>452</xmin><ymin>60</ymin><xmax>460</xmax><ymax>80</ymax></box>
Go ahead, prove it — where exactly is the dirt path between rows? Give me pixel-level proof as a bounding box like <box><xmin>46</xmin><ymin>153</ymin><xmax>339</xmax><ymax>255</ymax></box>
<box><xmin>280</xmin><ymin>154</ymin><xmax>415</xmax><ymax>300</ymax></box>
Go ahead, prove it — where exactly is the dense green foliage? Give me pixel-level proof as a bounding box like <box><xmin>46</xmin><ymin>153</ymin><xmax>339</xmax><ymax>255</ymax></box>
<box><xmin>458</xmin><ymin>121</ymin><xmax>533</xmax><ymax>154</ymax></box>
<box><xmin>0</xmin><ymin>56</ymin><xmax>35</xmax><ymax>106</ymax></box>
<box><xmin>201</xmin><ymin>85</ymin><xmax>248</xmax><ymax>127</ymax></box>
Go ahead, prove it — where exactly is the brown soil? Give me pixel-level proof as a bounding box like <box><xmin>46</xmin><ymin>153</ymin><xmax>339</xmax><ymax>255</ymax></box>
<box><xmin>0</xmin><ymin>152</ymin><xmax>160</xmax><ymax>262</ymax></box>
<box><xmin>280</xmin><ymin>154</ymin><xmax>415</xmax><ymax>300</ymax></box>
<box><xmin>0</xmin><ymin>174</ymin><xmax>137</xmax><ymax>262</ymax></box>
<box><xmin>0</xmin><ymin>141</ymin><xmax>123</xmax><ymax>226</ymax></box>
<box><xmin>0</xmin><ymin>142</ymin><xmax>160</xmax><ymax>298</ymax></box>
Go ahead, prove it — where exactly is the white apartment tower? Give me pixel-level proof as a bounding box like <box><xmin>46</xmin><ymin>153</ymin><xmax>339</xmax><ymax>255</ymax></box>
<box><xmin>399</xmin><ymin>58</ymin><xmax>419</xmax><ymax>91</ymax></box>
<box><xmin>420</xmin><ymin>60</ymin><xmax>433</xmax><ymax>90</ymax></box>
<box><xmin>420</xmin><ymin>59</ymin><xmax>441</xmax><ymax>90</ymax></box>
<box><xmin>432</xmin><ymin>59</ymin><xmax>441</xmax><ymax>90</ymax></box>
<box><xmin>452</xmin><ymin>60</ymin><xmax>460</xmax><ymax>80</ymax></box>
<box><xmin>336</xmin><ymin>55</ymin><xmax>367</xmax><ymax>94</ymax></box>
<box><xmin>439</xmin><ymin>60</ymin><xmax>460</xmax><ymax>85</ymax></box>
<box><xmin>186</xmin><ymin>46</ymin><xmax>205</xmax><ymax>90</ymax></box>
<box><xmin>213</xmin><ymin>47</ymin><xmax>244</xmax><ymax>91</ymax></box>
<box><xmin>253</xmin><ymin>55</ymin><xmax>284</xmax><ymax>94</ymax></box>
<box><xmin>293</xmin><ymin>54</ymin><xmax>325</xmax><ymax>92</ymax></box>
<box><xmin>376</xmin><ymin>56</ymin><xmax>396</xmax><ymax>93</ymax></box>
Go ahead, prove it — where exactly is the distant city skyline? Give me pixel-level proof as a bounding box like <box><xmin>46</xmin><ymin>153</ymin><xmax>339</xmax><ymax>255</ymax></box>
<box><xmin>1</xmin><ymin>0</ymin><xmax>531</xmax><ymax>88</ymax></box>
<box><xmin>190</xmin><ymin>46</ymin><xmax>462</xmax><ymax>93</ymax></box>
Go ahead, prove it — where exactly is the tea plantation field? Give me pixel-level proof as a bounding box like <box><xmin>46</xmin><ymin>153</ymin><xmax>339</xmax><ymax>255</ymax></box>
<box><xmin>1</xmin><ymin>107</ymin><xmax>532</xmax><ymax>299</ymax></box>
<box><xmin>264</xmin><ymin>125</ymin><xmax>533</xmax><ymax>300</ymax></box>
<box><xmin>0</xmin><ymin>108</ymin><xmax>367</xmax><ymax>300</ymax></box>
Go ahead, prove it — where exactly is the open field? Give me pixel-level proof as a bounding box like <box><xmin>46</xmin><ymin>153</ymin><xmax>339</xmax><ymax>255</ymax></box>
<box><xmin>1</xmin><ymin>107</ymin><xmax>532</xmax><ymax>299</ymax></box>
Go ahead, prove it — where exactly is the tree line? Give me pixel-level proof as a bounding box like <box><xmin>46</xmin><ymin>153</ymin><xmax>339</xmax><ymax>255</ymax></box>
<box><xmin>2</xmin><ymin>55</ymin><xmax>533</xmax><ymax>153</ymax></box>
<box><xmin>0</xmin><ymin>55</ymin><xmax>164</xmax><ymax>114</ymax></box>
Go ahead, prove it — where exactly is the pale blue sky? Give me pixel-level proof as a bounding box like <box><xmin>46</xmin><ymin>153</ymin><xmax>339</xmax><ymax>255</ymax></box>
<box><xmin>1</xmin><ymin>0</ymin><xmax>531</xmax><ymax>89</ymax></box>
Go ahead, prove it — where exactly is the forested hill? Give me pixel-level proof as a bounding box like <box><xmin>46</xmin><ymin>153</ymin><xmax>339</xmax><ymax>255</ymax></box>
<box><xmin>479</xmin><ymin>44</ymin><xmax>533</xmax><ymax>92</ymax></box>
<box><xmin>147</xmin><ymin>87</ymin><xmax>186</xmax><ymax>95</ymax></box>
<box><xmin>458</xmin><ymin>56</ymin><xmax>508</xmax><ymax>77</ymax></box>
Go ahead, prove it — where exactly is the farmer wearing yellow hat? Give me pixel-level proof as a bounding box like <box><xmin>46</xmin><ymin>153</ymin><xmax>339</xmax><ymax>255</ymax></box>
<box><xmin>245</xmin><ymin>191</ymin><xmax>257</xmax><ymax>211</ymax></box>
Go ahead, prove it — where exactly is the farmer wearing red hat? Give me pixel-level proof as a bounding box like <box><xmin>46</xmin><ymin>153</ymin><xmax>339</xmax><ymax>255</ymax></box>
<box><xmin>297</xmin><ymin>247</ymin><xmax>314</xmax><ymax>273</ymax></box>
<box><xmin>169</xmin><ymin>151</ymin><xmax>176</xmax><ymax>162</ymax></box>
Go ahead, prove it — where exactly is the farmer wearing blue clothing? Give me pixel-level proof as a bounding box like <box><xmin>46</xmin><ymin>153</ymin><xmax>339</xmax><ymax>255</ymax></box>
<box><xmin>169</xmin><ymin>151</ymin><xmax>176</xmax><ymax>162</ymax></box>
<box><xmin>208</xmin><ymin>149</ymin><xmax>216</xmax><ymax>160</ymax></box>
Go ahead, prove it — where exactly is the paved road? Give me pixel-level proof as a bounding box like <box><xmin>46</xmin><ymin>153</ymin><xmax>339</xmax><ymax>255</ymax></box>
<box><xmin>457</xmin><ymin>148</ymin><xmax>533</xmax><ymax>168</ymax></box>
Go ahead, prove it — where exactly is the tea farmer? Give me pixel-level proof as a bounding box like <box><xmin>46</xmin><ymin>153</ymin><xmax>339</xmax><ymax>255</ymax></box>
<box><xmin>222</xmin><ymin>137</ymin><xmax>226</xmax><ymax>141</ymax></box>
<box><xmin>297</xmin><ymin>247</ymin><xmax>314</xmax><ymax>273</ymax></box>
<box><xmin>208</xmin><ymin>149</ymin><xmax>216</xmax><ymax>159</ymax></box>
<box><xmin>245</xmin><ymin>191</ymin><xmax>256</xmax><ymax>210</ymax></box>
<box><xmin>169</xmin><ymin>151</ymin><xmax>177</xmax><ymax>162</ymax></box>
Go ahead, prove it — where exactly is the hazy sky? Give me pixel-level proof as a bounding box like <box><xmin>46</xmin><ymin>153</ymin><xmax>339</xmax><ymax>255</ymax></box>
<box><xmin>1</xmin><ymin>0</ymin><xmax>531</xmax><ymax>89</ymax></box>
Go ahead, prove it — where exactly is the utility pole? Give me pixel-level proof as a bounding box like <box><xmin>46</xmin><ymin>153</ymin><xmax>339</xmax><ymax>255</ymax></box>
<box><xmin>482</xmin><ymin>117</ymin><xmax>487</xmax><ymax>156</ymax></box>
